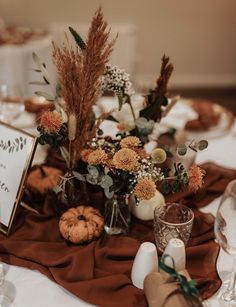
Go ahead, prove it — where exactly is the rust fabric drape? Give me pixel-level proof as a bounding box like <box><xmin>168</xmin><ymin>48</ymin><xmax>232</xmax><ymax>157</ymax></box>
<box><xmin>0</xmin><ymin>162</ymin><xmax>235</xmax><ymax>307</ymax></box>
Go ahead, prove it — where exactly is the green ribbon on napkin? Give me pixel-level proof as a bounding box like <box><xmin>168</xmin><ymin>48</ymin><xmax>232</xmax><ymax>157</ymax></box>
<box><xmin>159</xmin><ymin>254</ymin><xmax>199</xmax><ymax>298</ymax></box>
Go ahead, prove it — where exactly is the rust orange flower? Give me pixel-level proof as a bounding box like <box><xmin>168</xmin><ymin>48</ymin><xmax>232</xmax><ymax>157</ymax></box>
<box><xmin>120</xmin><ymin>136</ymin><xmax>141</xmax><ymax>149</ymax></box>
<box><xmin>87</xmin><ymin>149</ymin><xmax>108</xmax><ymax>165</ymax></box>
<box><xmin>40</xmin><ymin>111</ymin><xmax>63</xmax><ymax>133</ymax></box>
<box><xmin>188</xmin><ymin>164</ymin><xmax>206</xmax><ymax>191</ymax></box>
<box><xmin>112</xmin><ymin>148</ymin><xmax>139</xmax><ymax>171</ymax></box>
<box><xmin>134</xmin><ymin>178</ymin><xmax>156</xmax><ymax>200</ymax></box>
<box><xmin>81</xmin><ymin>148</ymin><xmax>93</xmax><ymax>163</ymax></box>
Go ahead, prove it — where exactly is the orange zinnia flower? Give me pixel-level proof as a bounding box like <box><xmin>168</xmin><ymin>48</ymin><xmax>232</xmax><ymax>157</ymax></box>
<box><xmin>188</xmin><ymin>164</ymin><xmax>206</xmax><ymax>191</ymax></box>
<box><xmin>40</xmin><ymin>111</ymin><xmax>63</xmax><ymax>133</ymax></box>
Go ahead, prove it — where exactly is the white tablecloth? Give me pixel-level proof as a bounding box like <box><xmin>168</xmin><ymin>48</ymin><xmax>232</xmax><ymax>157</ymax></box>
<box><xmin>2</xmin><ymin>117</ymin><xmax>236</xmax><ymax>306</ymax></box>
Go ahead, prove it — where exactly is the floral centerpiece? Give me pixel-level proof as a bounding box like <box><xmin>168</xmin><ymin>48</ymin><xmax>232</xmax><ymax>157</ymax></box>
<box><xmin>30</xmin><ymin>7</ymin><xmax>207</xmax><ymax>235</ymax></box>
<box><xmin>76</xmin><ymin>135</ymin><xmax>205</xmax><ymax>234</ymax></box>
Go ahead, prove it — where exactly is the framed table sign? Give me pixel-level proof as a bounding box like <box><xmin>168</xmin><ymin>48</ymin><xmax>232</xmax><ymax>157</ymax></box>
<box><xmin>0</xmin><ymin>121</ymin><xmax>37</xmax><ymax>235</ymax></box>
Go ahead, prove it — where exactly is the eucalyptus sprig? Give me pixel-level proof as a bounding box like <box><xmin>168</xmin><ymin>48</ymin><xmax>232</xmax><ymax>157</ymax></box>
<box><xmin>177</xmin><ymin>139</ymin><xmax>208</xmax><ymax>156</ymax></box>
<box><xmin>161</xmin><ymin>162</ymin><xmax>188</xmax><ymax>194</ymax></box>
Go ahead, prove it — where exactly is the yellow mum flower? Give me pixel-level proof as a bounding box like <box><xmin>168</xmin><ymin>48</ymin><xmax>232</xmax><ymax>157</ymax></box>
<box><xmin>134</xmin><ymin>178</ymin><xmax>156</xmax><ymax>200</ymax></box>
<box><xmin>87</xmin><ymin>149</ymin><xmax>108</xmax><ymax>165</ymax></box>
<box><xmin>112</xmin><ymin>148</ymin><xmax>139</xmax><ymax>171</ymax></box>
<box><xmin>120</xmin><ymin>136</ymin><xmax>141</xmax><ymax>149</ymax></box>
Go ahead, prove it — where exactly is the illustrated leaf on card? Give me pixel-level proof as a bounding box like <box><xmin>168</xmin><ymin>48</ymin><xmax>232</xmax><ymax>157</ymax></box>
<box><xmin>0</xmin><ymin>137</ymin><xmax>27</xmax><ymax>154</ymax></box>
<box><xmin>68</xmin><ymin>26</ymin><xmax>86</xmax><ymax>50</ymax></box>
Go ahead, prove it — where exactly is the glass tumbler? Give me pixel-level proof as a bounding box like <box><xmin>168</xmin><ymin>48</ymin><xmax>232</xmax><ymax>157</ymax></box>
<box><xmin>154</xmin><ymin>203</ymin><xmax>194</xmax><ymax>252</ymax></box>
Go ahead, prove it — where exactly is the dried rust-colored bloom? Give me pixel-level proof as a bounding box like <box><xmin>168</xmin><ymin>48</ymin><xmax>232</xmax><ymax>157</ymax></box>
<box><xmin>40</xmin><ymin>111</ymin><xmax>63</xmax><ymax>133</ymax></box>
<box><xmin>188</xmin><ymin>164</ymin><xmax>206</xmax><ymax>192</ymax></box>
<box><xmin>112</xmin><ymin>148</ymin><xmax>139</xmax><ymax>171</ymax></box>
<box><xmin>80</xmin><ymin>148</ymin><xmax>93</xmax><ymax>163</ymax></box>
<box><xmin>120</xmin><ymin>136</ymin><xmax>141</xmax><ymax>149</ymax></box>
<box><xmin>87</xmin><ymin>149</ymin><xmax>108</xmax><ymax>165</ymax></box>
<box><xmin>134</xmin><ymin>178</ymin><xmax>156</xmax><ymax>200</ymax></box>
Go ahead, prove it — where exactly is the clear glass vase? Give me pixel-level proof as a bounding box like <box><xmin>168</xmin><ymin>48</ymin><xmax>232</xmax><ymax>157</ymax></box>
<box><xmin>104</xmin><ymin>194</ymin><xmax>131</xmax><ymax>235</ymax></box>
<box><xmin>57</xmin><ymin>170</ymin><xmax>89</xmax><ymax>213</ymax></box>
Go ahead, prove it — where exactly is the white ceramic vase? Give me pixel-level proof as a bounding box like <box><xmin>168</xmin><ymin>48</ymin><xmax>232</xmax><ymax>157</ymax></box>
<box><xmin>130</xmin><ymin>190</ymin><xmax>165</xmax><ymax>221</ymax></box>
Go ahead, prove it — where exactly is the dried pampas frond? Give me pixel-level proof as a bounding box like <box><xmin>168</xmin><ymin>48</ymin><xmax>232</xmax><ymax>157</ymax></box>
<box><xmin>52</xmin><ymin>7</ymin><xmax>115</xmax><ymax>165</ymax></box>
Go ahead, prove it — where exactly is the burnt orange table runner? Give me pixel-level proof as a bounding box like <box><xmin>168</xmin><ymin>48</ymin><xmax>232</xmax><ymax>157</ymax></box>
<box><xmin>0</xmin><ymin>162</ymin><xmax>236</xmax><ymax>307</ymax></box>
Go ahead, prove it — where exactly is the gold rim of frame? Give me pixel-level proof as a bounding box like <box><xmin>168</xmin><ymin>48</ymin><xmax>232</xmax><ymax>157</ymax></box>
<box><xmin>0</xmin><ymin>120</ymin><xmax>38</xmax><ymax>236</ymax></box>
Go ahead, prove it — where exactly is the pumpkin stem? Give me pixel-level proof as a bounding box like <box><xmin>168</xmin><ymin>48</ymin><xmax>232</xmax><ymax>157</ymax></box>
<box><xmin>39</xmin><ymin>166</ymin><xmax>47</xmax><ymax>178</ymax></box>
<box><xmin>78</xmin><ymin>215</ymin><xmax>86</xmax><ymax>221</ymax></box>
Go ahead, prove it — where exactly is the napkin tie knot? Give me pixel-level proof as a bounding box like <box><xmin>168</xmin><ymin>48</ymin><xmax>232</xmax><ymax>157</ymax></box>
<box><xmin>159</xmin><ymin>254</ymin><xmax>199</xmax><ymax>298</ymax></box>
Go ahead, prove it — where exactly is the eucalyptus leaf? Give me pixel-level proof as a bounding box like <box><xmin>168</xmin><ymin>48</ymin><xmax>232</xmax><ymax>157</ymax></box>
<box><xmin>117</xmin><ymin>94</ymin><xmax>124</xmax><ymax>110</ymax></box>
<box><xmin>177</xmin><ymin>144</ymin><xmax>187</xmax><ymax>156</ymax></box>
<box><xmin>86</xmin><ymin>174</ymin><xmax>98</xmax><ymax>185</ymax></box>
<box><xmin>104</xmin><ymin>188</ymin><xmax>114</xmax><ymax>199</ymax></box>
<box><xmin>72</xmin><ymin>171</ymin><xmax>85</xmax><ymax>182</ymax></box>
<box><xmin>60</xmin><ymin>147</ymin><xmax>70</xmax><ymax>167</ymax></box>
<box><xmin>100</xmin><ymin>175</ymin><xmax>113</xmax><ymax>189</ymax></box>
<box><xmin>52</xmin><ymin>185</ymin><xmax>63</xmax><ymax>194</ymax></box>
<box><xmin>35</xmin><ymin>91</ymin><xmax>54</xmax><ymax>101</ymax></box>
<box><xmin>56</xmin><ymin>83</ymin><xmax>62</xmax><ymax>97</ymax></box>
<box><xmin>87</xmin><ymin>165</ymin><xmax>99</xmax><ymax>178</ymax></box>
<box><xmin>198</xmin><ymin>140</ymin><xmax>208</xmax><ymax>151</ymax></box>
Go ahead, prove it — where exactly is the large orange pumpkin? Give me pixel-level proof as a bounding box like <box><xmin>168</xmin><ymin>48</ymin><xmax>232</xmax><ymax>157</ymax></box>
<box><xmin>59</xmin><ymin>205</ymin><xmax>104</xmax><ymax>244</ymax></box>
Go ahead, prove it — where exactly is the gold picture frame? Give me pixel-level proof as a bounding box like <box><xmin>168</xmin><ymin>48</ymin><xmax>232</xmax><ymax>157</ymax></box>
<box><xmin>0</xmin><ymin>121</ymin><xmax>38</xmax><ymax>235</ymax></box>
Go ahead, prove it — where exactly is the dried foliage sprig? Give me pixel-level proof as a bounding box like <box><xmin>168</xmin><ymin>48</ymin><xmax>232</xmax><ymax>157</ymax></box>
<box><xmin>155</xmin><ymin>54</ymin><xmax>174</xmax><ymax>99</ymax></box>
<box><xmin>52</xmin><ymin>8</ymin><xmax>115</xmax><ymax>167</ymax></box>
<box><xmin>140</xmin><ymin>55</ymin><xmax>174</xmax><ymax>122</ymax></box>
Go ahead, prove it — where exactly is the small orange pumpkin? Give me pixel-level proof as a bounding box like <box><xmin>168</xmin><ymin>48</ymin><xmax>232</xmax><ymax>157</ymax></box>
<box><xmin>27</xmin><ymin>166</ymin><xmax>62</xmax><ymax>194</ymax></box>
<box><xmin>59</xmin><ymin>205</ymin><xmax>104</xmax><ymax>244</ymax></box>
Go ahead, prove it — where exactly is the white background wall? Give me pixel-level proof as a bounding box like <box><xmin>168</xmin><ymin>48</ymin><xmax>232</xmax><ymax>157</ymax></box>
<box><xmin>1</xmin><ymin>0</ymin><xmax>236</xmax><ymax>89</ymax></box>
